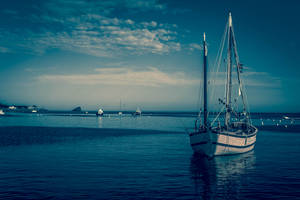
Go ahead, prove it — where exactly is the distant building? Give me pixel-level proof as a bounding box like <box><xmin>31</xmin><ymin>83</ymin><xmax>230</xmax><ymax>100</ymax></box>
<box><xmin>72</xmin><ymin>106</ymin><xmax>82</xmax><ymax>112</ymax></box>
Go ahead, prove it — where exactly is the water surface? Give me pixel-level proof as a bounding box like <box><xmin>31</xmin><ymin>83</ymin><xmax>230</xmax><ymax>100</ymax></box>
<box><xmin>0</xmin><ymin>113</ymin><xmax>299</xmax><ymax>199</ymax></box>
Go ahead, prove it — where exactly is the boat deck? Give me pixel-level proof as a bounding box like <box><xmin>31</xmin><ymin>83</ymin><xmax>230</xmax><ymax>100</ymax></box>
<box><xmin>211</xmin><ymin>122</ymin><xmax>257</xmax><ymax>137</ymax></box>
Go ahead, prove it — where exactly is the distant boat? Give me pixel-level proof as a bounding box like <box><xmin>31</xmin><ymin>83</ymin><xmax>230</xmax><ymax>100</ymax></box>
<box><xmin>189</xmin><ymin>13</ymin><xmax>258</xmax><ymax>157</ymax></box>
<box><xmin>32</xmin><ymin>110</ymin><xmax>37</xmax><ymax>113</ymax></box>
<box><xmin>0</xmin><ymin>110</ymin><xmax>4</xmax><ymax>115</ymax></box>
<box><xmin>118</xmin><ymin>99</ymin><xmax>123</xmax><ymax>116</ymax></box>
<box><xmin>8</xmin><ymin>106</ymin><xmax>16</xmax><ymax>110</ymax></box>
<box><xmin>133</xmin><ymin>107</ymin><xmax>141</xmax><ymax>116</ymax></box>
<box><xmin>96</xmin><ymin>108</ymin><xmax>104</xmax><ymax>117</ymax></box>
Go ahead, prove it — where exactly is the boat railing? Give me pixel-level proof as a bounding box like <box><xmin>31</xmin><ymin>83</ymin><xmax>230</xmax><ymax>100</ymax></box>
<box><xmin>211</xmin><ymin>122</ymin><xmax>257</xmax><ymax>135</ymax></box>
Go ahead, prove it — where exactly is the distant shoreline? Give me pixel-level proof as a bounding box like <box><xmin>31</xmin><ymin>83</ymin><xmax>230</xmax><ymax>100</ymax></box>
<box><xmin>1</xmin><ymin>110</ymin><xmax>300</xmax><ymax>119</ymax></box>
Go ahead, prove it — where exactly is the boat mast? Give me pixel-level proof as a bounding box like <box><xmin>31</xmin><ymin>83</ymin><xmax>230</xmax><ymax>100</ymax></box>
<box><xmin>203</xmin><ymin>32</ymin><xmax>208</xmax><ymax>129</ymax></box>
<box><xmin>225</xmin><ymin>13</ymin><xmax>233</xmax><ymax>128</ymax></box>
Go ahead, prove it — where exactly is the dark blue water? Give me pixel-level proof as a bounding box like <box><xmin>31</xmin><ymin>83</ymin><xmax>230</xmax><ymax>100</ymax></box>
<box><xmin>0</xmin><ymin>114</ymin><xmax>300</xmax><ymax>199</ymax></box>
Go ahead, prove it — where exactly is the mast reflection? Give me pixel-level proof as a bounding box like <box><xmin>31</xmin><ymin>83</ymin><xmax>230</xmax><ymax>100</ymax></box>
<box><xmin>190</xmin><ymin>151</ymin><xmax>256</xmax><ymax>199</ymax></box>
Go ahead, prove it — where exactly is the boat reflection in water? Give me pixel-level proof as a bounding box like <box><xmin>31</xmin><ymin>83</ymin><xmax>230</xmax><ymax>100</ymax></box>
<box><xmin>97</xmin><ymin>116</ymin><xmax>103</xmax><ymax>128</ymax></box>
<box><xmin>190</xmin><ymin>151</ymin><xmax>256</xmax><ymax>199</ymax></box>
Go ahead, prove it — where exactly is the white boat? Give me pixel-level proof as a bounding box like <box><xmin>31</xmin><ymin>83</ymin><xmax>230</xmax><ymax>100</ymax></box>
<box><xmin>0</xmin><ymin>109</ymin><xmax>4</xmax><ymax>115</ymax></box>
<box><xmin>118</xmin><ymin>99</ymin><xmax>123</xmax><ymax>116</ymax></box>
<box><xmin>189</xmin><ymin>13</ymin><xmax>258</xmax><ymax>157</ymax></box>
<box><xmin>96</xmin><ymin>108</ymin><xmax>104</xmax><ymax>117</ymax></box>
<box><xmin>133</xmin><ymin>107</ymin><xmax>142</xmax><ymax>116</ymax></box>
<box><xmin>8</xmin><ymin>106</ymin><xmax>16</xmax><ymax>110</ymax></box>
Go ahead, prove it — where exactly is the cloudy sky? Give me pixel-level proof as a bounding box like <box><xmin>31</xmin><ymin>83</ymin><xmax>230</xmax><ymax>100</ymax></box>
<box><xmin>0</xmin><ymin>0</ymin><xmax>299</xmax><ymax>112</ymax></box>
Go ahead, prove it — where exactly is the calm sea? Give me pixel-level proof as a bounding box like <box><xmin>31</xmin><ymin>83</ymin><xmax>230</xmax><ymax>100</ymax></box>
<box><xmin>0</xmin><ymin>113</ymin><xmax>299</xmax><ymax>199</ymax></box>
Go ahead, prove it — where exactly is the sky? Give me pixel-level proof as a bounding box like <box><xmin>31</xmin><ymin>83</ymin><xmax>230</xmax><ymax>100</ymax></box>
<box><xmin>0</xmin><ymin>0</ymin><xmax>299</xmax><ymax>112</ymax></box>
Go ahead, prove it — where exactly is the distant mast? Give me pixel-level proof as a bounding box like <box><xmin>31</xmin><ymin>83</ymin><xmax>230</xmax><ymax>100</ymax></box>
<box><xmin>118</xmin><ymin>99</ymin><xmax>123</xmax><ymax>115</ymax></box>
<box><xmin>203</xmin><ymin>32</ymin><xmax>208</xmax><ymax>129</ymax></box>
<box><xmin>225</xmin><ymin>12</ymin><xmax>233</xmax><ymax>128</ymax></box>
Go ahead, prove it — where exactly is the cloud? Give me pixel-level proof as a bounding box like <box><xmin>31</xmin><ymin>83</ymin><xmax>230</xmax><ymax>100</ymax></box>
<box><xmin>123</xmin><ymin>0</ymin><xmax>166</xmax><ymax>11</ymax></box>
<box><xmin>188</xmin><ymin>43</ymin><xmax>202</xmax><ymax>51</ymax></box>
<box><xmin>0</xmin><ymin>0</ymin><xmax>182</xmax><ymax>57</ymax></box>
<box><xmin>242</xmin><ymin>71</ymin><xmax>282</xmax><ymax>87</ymax></box>
<box><xmin>141</xmin><ymin>21</ymin><xmax>158</xmax><ymax>28</ymax></box>
<box><xmin>208</xmin><ymin>71</ymin><xmax>282</xmax><ymax>88</ymax></box>
<box><xmin>125</xmin><ymin>19</ymin><xmax>134</xmax><ymax>25</ymax></box>
<box><xmin>31</xmin><ymin>18</ymin><xmax>181</xmax><ymax>56</ymax></box>
<box><xmin>44</xmin><ymin>0</ymin><xmax>167</xmax><ymax>13</ymax></box>
<box><xmin>37</xmin><ymin>67</ymin><xmax>198</xmax><ymax>87</ymax></box>
<box><xmin>35</xmin><ymin>62</ymin><xmax>280</xmax><ymax>89</ymax></box>
<box><xmin>0</xmin><ymin>46</ymin><xmax>10</xmax><ymax>53</ymax></box>
<box><xmin>2</xmin><ymin>9</ymin><xmax>18</xmax><ymax>15</ymax></box>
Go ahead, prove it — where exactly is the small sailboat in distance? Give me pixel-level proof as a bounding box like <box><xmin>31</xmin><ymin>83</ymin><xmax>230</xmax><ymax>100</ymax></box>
<box><xmin>118</xmin><ymin>99</ymin><xmax>123</xmax><ymax>116</ymax></box>
<box><xmin>0</xmin><ymin>109</ymin><xmax>4</xmax><ymax>115</ymax></box>
<box><xmin>189</xmin><ymin>13</ymin><xmax>258</xmax><ymax>157</ymax></box>
<box><xmin>133</xmin><ymin>107</ymin><xmax>142</xmax><ymax>116</ymax></box>
<box><xmin>96</xmin><ymin>108</ymin><xmax>104</xmax><ymax>117</ymax></box>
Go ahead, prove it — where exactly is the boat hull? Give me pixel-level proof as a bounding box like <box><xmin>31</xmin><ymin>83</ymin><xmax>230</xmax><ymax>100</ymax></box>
<box><xmin>211</xmin><ymin>132</ymin><xmax>256</xmax><ymax>156</ymax></box>
<box><xmin>189</xmin><ymin>126</ymin><xmax>257</xmax><ymax>157</ymax></box>
<box><xmin>190</xmin><ymin>132</ymin><xmax>212</xmax><ymax>157</ymax></box>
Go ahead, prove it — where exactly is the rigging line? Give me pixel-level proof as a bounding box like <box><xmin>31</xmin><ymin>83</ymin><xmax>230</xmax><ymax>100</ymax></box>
<box><xmin>231</xmin><ymin>25</ymin><xmax>248</xmax><ymax>114</ymax></box>
<box><xmin>196</xmin><ymin>64</ymin><xmax>204</xmax><ymax>118</ymax></box>
<box><xmin>210</xmin><ymin>23</ymin><xmax>227</xmax><ymax>101</ymax></box>
<box><xmin>208</xmin><ymin>22</ymin><xmax>228</xmax><ymax>117</ymax></box>
<box><xmin>211</xmin><ymin>105</ymin><xmax>226</xmax><ymax>126</ymax></box>
<box><xmin>212</xmin><ymin>22</ymin><xmax>228</xmax><ymax>73</ymax></box>
<box><xmin>196</xmin><ymin>76</ymin><xmax>203</xmax><ymax>115</ymax></box>
<box><xmin>219</xmin><ymin>22</ymin><xmax>230</xmax><ymax>109</ymax></box>
<box><xmin>233</xmin><ymin>83</ymin><xmax>241</xmax><ymax>113</ymax></box>
<box><xmin>231</xmin><ymin>25</ymin><xmax>252</xmax><ymax>124</ymax></box>
<box><xmin>244</xmin><ymin>88</ymin><xmax>253</xmax><ymax>124</ymax></box>
<box><xmin>239</xmin><ymin>73</ymin><xmax>252</xmax><ymax>124</ymax></box>
<box><xmin>196</xmin><ymin>34</ymin><xmax>207</xmax><ymax>116</ymax></box>
<box><xmin>214</xmin><ymin>35</ymin><xmax>227</xmax><ymax>104</ymax></box>
<box><xmin>223</xmin><ymin>32</ymin><xmax>228</xmax><ymax>98</ymax></box>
